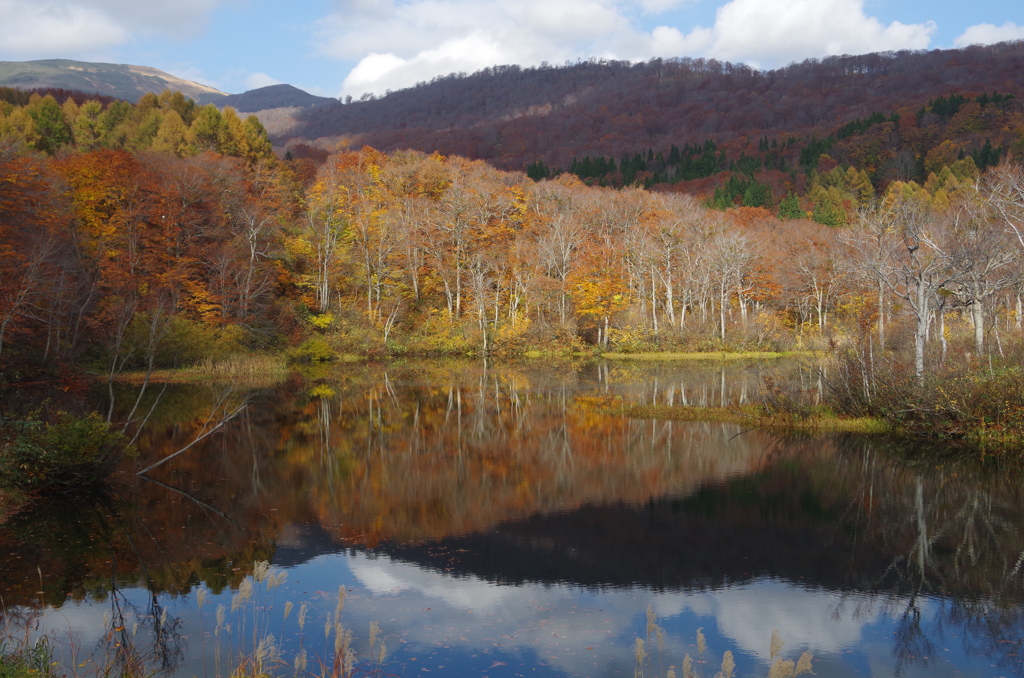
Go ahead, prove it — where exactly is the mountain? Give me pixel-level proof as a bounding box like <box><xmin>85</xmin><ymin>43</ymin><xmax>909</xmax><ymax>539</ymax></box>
<box><xmin>0</xmin><ymin>59</ymin><xmax>227</xmax><ymax>103</ymax></box>
<box><xmin>216</xmin><ymin>84</ymin><xmax>337</xmax><ymax>113</ymax></box>
<box><xmin>278</xmin><ymin>41</ymin><xmax>1024</xmax><ymax>176</ymax></box>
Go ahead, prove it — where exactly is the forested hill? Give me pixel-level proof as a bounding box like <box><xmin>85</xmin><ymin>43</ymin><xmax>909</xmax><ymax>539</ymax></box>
<box><xmin>283</xmin><ymin>41</ymin><xmax>1024</xmax><ymax>187</ymax></box>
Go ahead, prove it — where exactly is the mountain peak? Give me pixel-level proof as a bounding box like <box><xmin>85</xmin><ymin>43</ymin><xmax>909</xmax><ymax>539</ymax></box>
<box><xmin>217</xmin><ymin>84</ymin><xmax>338</xmax><ymax>113</ymax></box>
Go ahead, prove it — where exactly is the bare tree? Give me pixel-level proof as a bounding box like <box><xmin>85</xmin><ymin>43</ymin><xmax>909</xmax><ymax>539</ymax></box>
<box><xmin>948</xmin><ymin>185</ymin><xmax>1017</xmax><ymax>354</ymax></box>
<box><xmin>985</xmin><ymin>162</ymin><xmax>1024</xmax><ymax>249</ymax></box>
<box><xmin>859</xmin><ymin>191</ymin><xmax>966</xmax><ymax>382</ymax></box>
<box><xmin>708</xmin><ymin>230</ymin><xmax>754</xmax><ymax>341</ymax></box>
<box><xmin>532</xmin><ymin>186</ymin><xmax>583</xmax><ymax>326</ymax></box>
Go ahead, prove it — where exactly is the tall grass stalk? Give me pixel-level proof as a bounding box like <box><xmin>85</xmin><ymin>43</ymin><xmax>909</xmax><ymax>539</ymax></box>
<box><xmin>0</xmin><ymin>599</ymin><xmax>53</xmax><ymax>678</ymax></box>
<box><xmin>196</xmin><ymin>588</ymin><xmax>208</xmax><ymax>678</ymax></box>
<box><xmin>217</xmin><ymin>563</ymin><xmax>390</xmax><ymax>678</ymax></box>
<box><xmin>635</xmin><ymin>617</ymin><xmax>812</xmax><ymax>678</ymax></box>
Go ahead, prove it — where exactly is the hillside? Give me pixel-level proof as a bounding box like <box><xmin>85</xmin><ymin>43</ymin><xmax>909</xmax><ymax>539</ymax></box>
<box><xmin>0</xmin><ymin>59</ymin><xmax>226</xmax><ymax>103</ymax></box>
<box><xmin>280</xmin><ymin>41</ymin><xmax>1024</xmax><ymax>190</ymax></box>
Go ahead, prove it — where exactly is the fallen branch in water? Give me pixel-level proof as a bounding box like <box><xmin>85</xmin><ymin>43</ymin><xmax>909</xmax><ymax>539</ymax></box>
<box><xmin>138</xmin><ymin>474</ymin><xmax>237</xmax><ymax>525</ymax></box>
<box><xmin>135</xmin><ymin>389</ymin><xmax>248</xmax><ymax>476</ymax></box>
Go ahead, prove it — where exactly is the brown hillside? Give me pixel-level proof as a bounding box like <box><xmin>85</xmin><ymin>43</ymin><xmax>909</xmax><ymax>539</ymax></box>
<box><xmin>282</xmin><ymin>41</ymin><xmax>1024</xmax><ymax>176</ymax></box>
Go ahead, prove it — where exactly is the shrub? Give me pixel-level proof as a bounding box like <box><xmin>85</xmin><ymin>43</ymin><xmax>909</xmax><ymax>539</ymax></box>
<box><xmin>111</xmin><ymin>315</ymin><xmax>251</xmax><ymax>371</ymax></box>
<box><xmin>287</xmin><ymin>338</ymin><xmax>337</xmax><ymax>364</ymax></box>
<box><xmin>0</xmin><ymin>412</ymin><xmax>132</xmax><ymax>489</ymax></box>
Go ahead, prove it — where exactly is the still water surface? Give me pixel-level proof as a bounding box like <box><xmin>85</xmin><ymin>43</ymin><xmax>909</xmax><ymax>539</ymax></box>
<box><xmin>2</xmin><ymin>359</ymin><xmax>1023</xmax><ymax>677</ymax></box>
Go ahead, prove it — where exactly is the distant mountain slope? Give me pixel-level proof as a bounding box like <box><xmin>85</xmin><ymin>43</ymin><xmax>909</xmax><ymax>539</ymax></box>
<box><xmin>217</xmin><ymin>84</ymin><xmax>337</xmax><ymax>113</ymax></box>
<box><xmin>281</xmin><ymin>41</ymin><xmax>1024</xmax><ymax>173</ymax></box>
<box><xmin>0</xmin><ymin>59</ymin><xmax>227</xmax><ymax>103</ymax></box>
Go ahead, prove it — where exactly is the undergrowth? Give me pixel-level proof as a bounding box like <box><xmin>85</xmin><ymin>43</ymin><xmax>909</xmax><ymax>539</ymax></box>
<box><xmin>0</xmin><ymin>610</ymin><xmax>53</xmax><ymax>678</ymax></box>
<box><xmin>821</xmin><ymin>347</ymin><xmax>1024</xmax><ymax>453</ymax></box>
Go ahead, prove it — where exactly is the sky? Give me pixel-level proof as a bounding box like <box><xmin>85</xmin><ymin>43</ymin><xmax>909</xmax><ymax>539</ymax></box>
<box><xmin>1</xmin><ymin>0</ymin><xmax>1022</xmax><ymax>99</ymax></box>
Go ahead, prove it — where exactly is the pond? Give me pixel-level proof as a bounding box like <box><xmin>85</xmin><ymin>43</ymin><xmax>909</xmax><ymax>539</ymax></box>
<box><xmin>2</xmin><ymin>359</ymin><xmax>1024</xmax><ymax>678</ymax></box>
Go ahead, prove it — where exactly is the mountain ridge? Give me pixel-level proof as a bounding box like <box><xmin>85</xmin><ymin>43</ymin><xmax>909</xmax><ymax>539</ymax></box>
<box><xmin>0</xmin><ymin>58</ymin><xmax>227</xmax><ymax>103</ymax></box>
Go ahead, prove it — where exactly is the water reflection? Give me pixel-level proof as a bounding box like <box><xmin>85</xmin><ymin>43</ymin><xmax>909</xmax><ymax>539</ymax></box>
<box><xmin>1</xmin><ymin>360</ymin><xmax>1023</xmax><ymax>677</ymax></box>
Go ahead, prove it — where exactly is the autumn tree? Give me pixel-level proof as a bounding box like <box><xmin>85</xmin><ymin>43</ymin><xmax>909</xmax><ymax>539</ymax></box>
<box><xmin>54</xmin><ymin>150</ymin><xmax>199</xmax><ymax>393</ymax></box>
<box><xmin>708</xmin><ymin>230</ymin><xmax>756</xmax><ymax>341</ymax></box>
<box><xmin>570</xmin><ymin>245</ymin><xmax>628</xmax><ymax>346</ymax></box>
<box><xmin>72</xmin><ymin>100</ymin><xmax>104</xmax><ymax>151</ymax></box>
<box><xmin>302</xmin><ymin>155</ymin><xmax>354</xmax><ymax>314</ymax></box>
<box><xmin>26</xmin><ymin>94</ymin><xmax>72</xmax><ymax>154</ymax></box>
<box><xmin>0</xmin><ymin>145</ymin><xmax>68</xmax><ymax>359</ymax></box>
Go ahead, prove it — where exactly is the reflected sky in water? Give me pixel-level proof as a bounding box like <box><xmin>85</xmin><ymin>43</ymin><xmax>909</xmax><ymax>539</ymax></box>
<box><xmin>33</xmin><ymin>547</ymin><xmax>1006</xmax><ymax>678</ymax></box>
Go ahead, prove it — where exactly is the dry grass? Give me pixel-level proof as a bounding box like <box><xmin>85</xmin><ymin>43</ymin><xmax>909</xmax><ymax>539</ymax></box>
<box><xmin>117</xmin><ymin>354</ymin><xmax>289</xmax><ymax>386</ymax></box>
<box><xmin>821</xmin><ymin>346</ymin><xmax>1024</xmax><ymax>452</ymax></box>
<box><xmin>522</xmin><ymin>350</ymin><xmax>594</xmax><ymax>359</ymax></box>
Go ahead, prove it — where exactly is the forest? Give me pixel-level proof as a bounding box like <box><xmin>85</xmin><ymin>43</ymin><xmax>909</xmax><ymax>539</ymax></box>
<box><xmin>1</xmin><ymin>85</ymin><xmax>1024</xmax><ymax>362</ymax></box>
<box><xmin>2</xmin><ymin>68</ymin><xmax>1024</xmax><ymax>452</ymax></box>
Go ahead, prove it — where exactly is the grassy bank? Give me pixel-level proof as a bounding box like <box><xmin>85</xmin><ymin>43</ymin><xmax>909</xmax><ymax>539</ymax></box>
<box><xmin>598</xmin><ymin>350</ymin><xmax>817</xmax><ymax>361</ymax></box>
<box><xmin>603</xmin><ymin>342</ymin><xmax>1024</xmax><ymax>455</ymax></box>
<box><xmin>116</xmin><ymin>348</ymin><xmax>811</xmax><ymax>383</ymax></box>
<box><xmin>615</xmin><ymin>403</ymin><xmax>893</xmax><ymax>435</ymax></box>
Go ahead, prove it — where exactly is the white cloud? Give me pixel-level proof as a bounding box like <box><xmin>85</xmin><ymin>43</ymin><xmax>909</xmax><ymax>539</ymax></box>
<box><xmin>520</xmin><ymin>0</ymin><xmax>626</xmax><ymax>40</ymax></box>
<box><xmin>0</xmin><ymin>0</ymin><xmax>231</xmax><ymax>59</ymax></box>
<box><xmin>954</xmin><ymin>22</ymin><xmax>1024</xmax><ymax>47</ymax></box>
<box><xmin>319</xmin><ymin>0</ymin><xmax>936</xmax><ymax>97</ymax></box>
<box><xmin>317</xmin><ymin>0</ymin><xmax>643</xmax><ymax>96</ymax></box>
<box><xmin>647</xmin><ymin>24</ymin><xmax>711</xmax><ymax>56</ymax></box>
<box><xmin>89</xmin><ymin>0</ymin><xmax>229</xmax><ymax>37</ymax></box>
<box><xmin>0</xmin><ymin>0</ymin><xmax>127</xmax><ymax>56</ymax></box>
<box><xmin>694</xmin><ymin>581</ymin><xmax>880</xmax><ymax>656</ymax></box>
<box><xmin>342</xmin><ymin>33</ymin><xmax>522</xmax><ymax>95</ymax></box>
<box><xmin>636</xmin><ymin>0</ymin><xmax>689</xmax><ymax>13</ymax></box>
<box><xmin>245</xmin><ymin>71</ymin><xmax>283</xmax><ymax>89</ymax></box>
<box><xmin>677</xmin><ymin>0</ymin><xmax>935</xmax><ymax>68</ymax></box>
